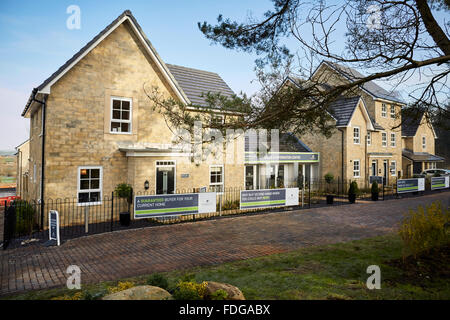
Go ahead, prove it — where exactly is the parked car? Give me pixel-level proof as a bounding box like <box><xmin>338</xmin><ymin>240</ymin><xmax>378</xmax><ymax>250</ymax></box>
<box><xmin>420</xmin><ymin>169</ymin><xmax>450</xmax><ymax>177</ymax></box>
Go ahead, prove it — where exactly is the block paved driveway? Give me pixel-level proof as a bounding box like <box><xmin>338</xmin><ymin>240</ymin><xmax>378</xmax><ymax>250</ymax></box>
<box><xmin>1</xmin><ymin>191</ymin><xmax>449</xmax><ymax>296</ymax></box>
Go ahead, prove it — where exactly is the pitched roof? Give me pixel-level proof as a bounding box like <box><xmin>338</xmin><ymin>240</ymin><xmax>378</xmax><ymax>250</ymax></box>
<box><xmin>322</xmin><ymin>61</ymin><xmax>405</xmax><ymax>104</ymax></box>
<box><xmin>401</xmin><ymin>111</ymin><xmax>424</xmax><ymax>137</ymax></box>
<box><xmin>328</xmin><ymin>96</ymin><xmax>361</xmax><ymax>127</ymax></box>
<box><xmin>166</xmin><ymin>64</ymin><xmax>235</xmax><ymax>107</ymax></box>
<box><xmin>22</xmin><ymin>10</ymin><xmax>190</xmax><ymax>116</ymax></box>
<box><xmin>402</xmin><ymin>149</ymin><xmax>444</xmax><ymax>162</ymax></box>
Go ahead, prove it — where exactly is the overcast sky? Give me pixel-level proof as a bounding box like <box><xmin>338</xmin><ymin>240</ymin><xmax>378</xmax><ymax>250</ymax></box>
<box><xmin>0</xmin><ymin>1</ymin><xmax>447</xmax><ymax>151</ymax></box>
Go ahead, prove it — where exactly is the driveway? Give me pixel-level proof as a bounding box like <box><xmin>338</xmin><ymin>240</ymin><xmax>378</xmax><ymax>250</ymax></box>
<box><xmin>1</xmin><ymin>191</ymin><xmax>449</xmax><ymax>296</ymax></box>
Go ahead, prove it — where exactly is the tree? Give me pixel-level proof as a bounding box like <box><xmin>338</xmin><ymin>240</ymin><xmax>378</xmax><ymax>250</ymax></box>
<box><xmin>147</xmin><ymin>0</ymin><xmax>450</xmax><ymax>140</ymax></box>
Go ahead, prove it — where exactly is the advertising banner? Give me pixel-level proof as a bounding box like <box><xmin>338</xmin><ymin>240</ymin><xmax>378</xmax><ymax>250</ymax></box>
<box><xmin>49</xmin><ymin>210</ymin><xmax>60</xmax><ymax>246</ymax></box>
<box><xmin>134</xmin><ymin>193</ymin><xmax>216</xmax><ymax>219</ymax></box>
<box><xmin>431</xmin><ymin>176</ymin><xmax>449</xmax><ymax>190</ymax></box>
<box><xmin>397</xmin><ymin>178</ymin><xmax>425</xmax><ymax>194</ymax></box>
<box><xmin>240</xmin><ymin>188</ymin><xmax>299</xmax><ymax>210</ymax></box>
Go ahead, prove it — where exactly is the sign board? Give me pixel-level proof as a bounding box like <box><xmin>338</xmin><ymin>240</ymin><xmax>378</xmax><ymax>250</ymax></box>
<box><xmin>240</xmin><ymin>188</ymin><xmax>299</xmax><ymax>210</ymax></box>
<box><xmin>134</xmin><ymin>192</ymin><xmax>216</xmax><ymax>219</ymax></box>
<box><xmin>49</xmin><ymin>210</ymin><xmax>60</xmax><ymax>246</ymax></box>
<box><xmin>431</xmin><ymin>176</ymin><xmax>449</xmax><ymax>190</ymax></box>
<box><xmin>397</xmin><ymin>178</ymin><xmax>425</xmax><ymax>194</ymax></box>
<box><xmin>369</xmin><ymin>176</ymin><xmax>383</xmax><ymax>185</ymax></box>
<box><xmin>245</xmin><ymin>152</ymin><xmax>319</xmax><ymax>164</ymax></box>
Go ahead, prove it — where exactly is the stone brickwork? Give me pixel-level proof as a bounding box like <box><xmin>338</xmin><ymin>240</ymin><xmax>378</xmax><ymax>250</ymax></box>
<box><xmin>26</xmin><ymin>21</ymin><xmax>245</xmax><ymax>203</ymax></box>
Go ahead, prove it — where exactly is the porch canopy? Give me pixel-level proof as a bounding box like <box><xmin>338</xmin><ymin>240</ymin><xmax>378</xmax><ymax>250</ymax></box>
<box><xmin>402</xmin><ymin>149</ymin><xmax>445</xmax><ymax>163</ymax></box>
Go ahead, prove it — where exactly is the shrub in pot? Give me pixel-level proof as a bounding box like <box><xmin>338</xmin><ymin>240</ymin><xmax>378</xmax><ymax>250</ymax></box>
<box><xmin>324</xmin><ymin>173</ymin><xmax>334</xmax><ymax>204</ymax></box>
<box><xmin>115</xmin><ymin>183</ymin><xmax>133</xmax><ymax>226</ymax></box>
<box><xmin>348</xmin><ymin>181</ymin><xmax>358</xmax><ymax>203</ymax></box>
<box><xmin>371</xmin><ymin>181</ymin><xmax>379</xmax><ymax>201</ymax></box>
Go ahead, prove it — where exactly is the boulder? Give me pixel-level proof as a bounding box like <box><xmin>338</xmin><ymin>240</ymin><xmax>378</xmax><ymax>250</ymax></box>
<box><xmin>205</xmin><ymin>281</ymin><xmax>245</xmax><ymax>300</ymax></box>
<box><xmin>102</xmin><ymin>285</ymin><xmax>172</xmax><ymax>300</ymax></box>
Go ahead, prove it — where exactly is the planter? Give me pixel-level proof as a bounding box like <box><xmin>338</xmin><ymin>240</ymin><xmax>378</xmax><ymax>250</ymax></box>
<box><xmin>120</xmin><ymin>212</ymin><xmax>131</xmax><ymax>226</ymax></box>
<box><xmin>326</xmin><ymin>195</ymin><xmax>334</xmax><ymax>205</ymax></box>
<box><xmin>348</xmin><ymin>193</ymin><xmax>356</xmax><ymax>204</ymax></box>
<box><xmin>371</xmin><ymin>192</ymin><xmax>379</xmax><ymax>201</ymax></box>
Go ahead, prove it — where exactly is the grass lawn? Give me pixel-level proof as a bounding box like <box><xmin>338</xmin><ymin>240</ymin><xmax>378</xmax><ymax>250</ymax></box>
<box><xmin>3</xmin><ymin>234</ymin><xmax>449</xmax><ymax>300</ymax></box>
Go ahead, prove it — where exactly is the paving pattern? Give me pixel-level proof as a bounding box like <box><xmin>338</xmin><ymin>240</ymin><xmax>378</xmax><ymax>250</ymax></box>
<box><xmin>1</xmin><ymin>191</ymin><xmax>449</xmax><ymax>296</ymax></box>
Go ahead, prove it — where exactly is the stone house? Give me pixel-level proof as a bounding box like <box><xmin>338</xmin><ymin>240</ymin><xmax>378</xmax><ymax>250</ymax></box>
<box><xmin>401</xmin><ymin>111</ymin><xmax>443</xmax><ymax>176</ymax></box>
<box><xmin>19</xmin><ymin>10</ymin><xmax>321</xmax><ymax>207</ymax></box>
<box><xmin>20</xmin><ymin>10</ymin><xmax>250</xmax><ymax>204</ymax></box>
<box><xmin>288</xmin><ymin>61</ymin><xmax>406</xmax><ymax>187</ymax></box>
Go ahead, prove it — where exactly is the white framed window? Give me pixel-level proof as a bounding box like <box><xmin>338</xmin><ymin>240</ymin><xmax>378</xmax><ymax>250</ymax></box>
<box><xmin>381</xmin><ymin>132</ymin><xmax>387</xmax><ymax>147</ymax></box>
<box><xmin>353</xmin><ymin>160</ymin><xmax>360</xmax><ymax>178</ymax></box>
<box><xmin>367</xmin><ymin>131</ymin><xmax>371</xmax><ymax>146</ymax></box>
<box><xmin>422</xmin><ymin>136</ymin><xmax>426</xmax><ymax>149</ymax></box>
<box><xmin>110</xmin><ymin>97</ymin><xmax>132</xmax><ymax>134</ymax></box>
<box><xmin>209</xmin><ymin>165</ymin><xmax>224</xmax><ymax>193</ymax></box>
<box><xmin>390</xmin><ymin>160</ymin><xmax>396</xmax><ymax>176</ymax></box>
<box><xmin>210</xmin><ymin>114</ymin><xmax>224</xmax><ymax>126</ymax></box>
<box><xmin>390</xmin><ymin>132</ymin><xmax>396</xmax><ymax>147</ymax></box>
<box><xmin>381</xmin><ymin>103</ymin><xmax>387</xmax><ymax>117</ymax></box>
<box><xmin>390</xmin><ymin>105</ymin><xmax>395</xmax><ymax>118</ymax></box>
<box><xmin>353</xmin><ymin>126</ymin><xmax>360</xmax><ymax>144</ymax></box>
<box><xmin>78</xmin><ymin>166</ymin><xmax>102</xmax><ymax>205</ymax></box>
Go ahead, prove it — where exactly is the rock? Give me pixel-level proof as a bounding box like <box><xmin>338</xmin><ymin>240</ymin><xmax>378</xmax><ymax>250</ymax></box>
<box><xmin>205</xmin><ymin>281</ymin><xmax>245</xmax><ymax>300</ymax></box>
<box><xmin>102</xmin><ymin>285</ymin><xmax>172</xmax><ymax>300</ymax></box>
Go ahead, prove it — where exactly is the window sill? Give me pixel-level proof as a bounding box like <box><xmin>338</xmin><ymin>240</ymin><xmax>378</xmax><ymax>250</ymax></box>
<box><xmin>109</xmin><ymin>131</ymin><xmax>132</xmax><ymax>135</ymax></box>
<box><xmin>77</xmin><ymin>201</ymin><xmax>102</xmax><ymax>207</ymax></box>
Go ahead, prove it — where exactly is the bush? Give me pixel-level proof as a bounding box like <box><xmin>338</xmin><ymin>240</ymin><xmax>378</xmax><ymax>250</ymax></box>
<box><xmin>222</xmin><ymin>200</ymin><xmax>240</xmax><ymax>211</ymax></box>
<box><xmin>172</xmin><ymin>281</ymin><xmax>208</xmax><ymax>300</ymax></box>
<box><xmin>324</xmin><ymin>173</ymin><xmax>334</xmax><ymax>184</ymax></box>
<box><xmin>146</xmin><ymin>273</ymin><xmax>169</xmax><ymax>291</ymax></box>
<box><xmin>14</xmin><ymin>200</ymin><xmax>36</xmax><ymax>235</ymax></box>
<box><xmin>107</xmin><ymin>281</ymin><xmax>135</xmax><ymax>294</ymax></box>
<box><xmin>348</xmin><ymin>181</ymin><xmax>359</xmax><ymax>195</ymax></box>
<box><xmin>371</xmin><ymin>181</ymin><xmax>379</xmax><ymax>193</ymax></box>
<box><xmin>114</xmin><ymin>183</ymin><xmax>133</xmax><ymax>202</ymax></box>
<box><xmin>398</xmin><ymin>201</ymin><xmax>450</xmax><ymax>258</ymax></box>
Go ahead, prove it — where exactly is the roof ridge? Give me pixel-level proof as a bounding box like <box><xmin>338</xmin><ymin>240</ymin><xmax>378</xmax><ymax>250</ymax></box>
<box><xmin>166</xmin><ymin>63</ymin><xmax>220</xmax><ymax>76</ymax></box>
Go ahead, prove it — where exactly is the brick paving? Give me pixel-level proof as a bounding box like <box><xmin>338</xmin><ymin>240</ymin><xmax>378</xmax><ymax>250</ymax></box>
<box><xmin>1</xmin><ymin>191</ymin><xmax>449</xmax><ymax>296</ymax></box>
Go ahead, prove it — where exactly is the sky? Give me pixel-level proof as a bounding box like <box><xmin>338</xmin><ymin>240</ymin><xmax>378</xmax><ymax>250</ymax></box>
<box><xmin>0</xmin><ymin>1</ymin><xmax>448</xmax><ymax>150</ymax></box>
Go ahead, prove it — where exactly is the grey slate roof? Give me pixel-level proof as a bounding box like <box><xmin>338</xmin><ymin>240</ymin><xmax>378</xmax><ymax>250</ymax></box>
<box><xmin>328</xmin><ymin>96</ymin><xmax>361</xmax><ymax>127</ymax></box>
<box><xmin>324</xmin><ymin>61</ymin><xmax>405</xmax><ymax>104</ymax></box>
<box><xmin>401</xmin><ymin>111</ymin><xmax>424</xmax><ymax>137</ymax></box>
<box><xmin>402</xmin><ymin>149</ymin><xmax>444</xmax><ymax>162</ymax></box>
<box><xmin>245</xmin><ymin>132</ymin><xmax>312</xmax><ymax>153</ymax></box>
<box><xmin>166</xmin><ymin>64</ymin><xmax>235</xmax><ymax>107</ymax></box>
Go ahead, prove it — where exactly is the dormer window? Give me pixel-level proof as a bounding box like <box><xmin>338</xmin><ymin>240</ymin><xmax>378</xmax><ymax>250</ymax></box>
<box><xmin>381</xmin><ymin>104</ymin><xmax>387</xmax><ymax>118</ymax></box>
<box><xmin>110</xmin><ymin>97</ymin><xmax>132</xmax><ymax>134</ymax></box>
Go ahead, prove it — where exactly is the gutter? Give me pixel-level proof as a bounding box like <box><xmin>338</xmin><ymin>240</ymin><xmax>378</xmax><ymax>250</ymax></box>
<box><xmin>27</xmin><ymin>91</ymin><xmax>47</xmax><ymax>227</ymax></box>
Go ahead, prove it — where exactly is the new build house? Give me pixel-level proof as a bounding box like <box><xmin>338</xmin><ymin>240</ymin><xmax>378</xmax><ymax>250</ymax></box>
<box><xmin>18</xmin><ymin>10</ymin><xmax>320</xmax><ymax>204</ymax></box>
<box><xmin>288</xmin><ymin>61</ymin><xmax>443</xmax><ymax>186</ymax></box>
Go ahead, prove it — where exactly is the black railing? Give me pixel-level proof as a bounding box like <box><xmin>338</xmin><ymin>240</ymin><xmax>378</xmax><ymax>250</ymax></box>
<box><xmin>2</xmin><ymin>180</ymin><xmax>447</xmax><ymax>249</ymax></box>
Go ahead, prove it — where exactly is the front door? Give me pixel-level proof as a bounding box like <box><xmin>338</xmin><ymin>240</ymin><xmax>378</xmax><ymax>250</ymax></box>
<box><xmin>156</xmin><ymin>161</ymin><xmax>175</xmax><ymax>194</ymax></box>
<box><xmin>383</xmin><ymin>160</ymin><xmax>388</xmax><ymax>186</ymax></box>
<box><xmin>371</xmin><ymin>160</ymin><xmax>377</xmax><ymax>177</ymax></box>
